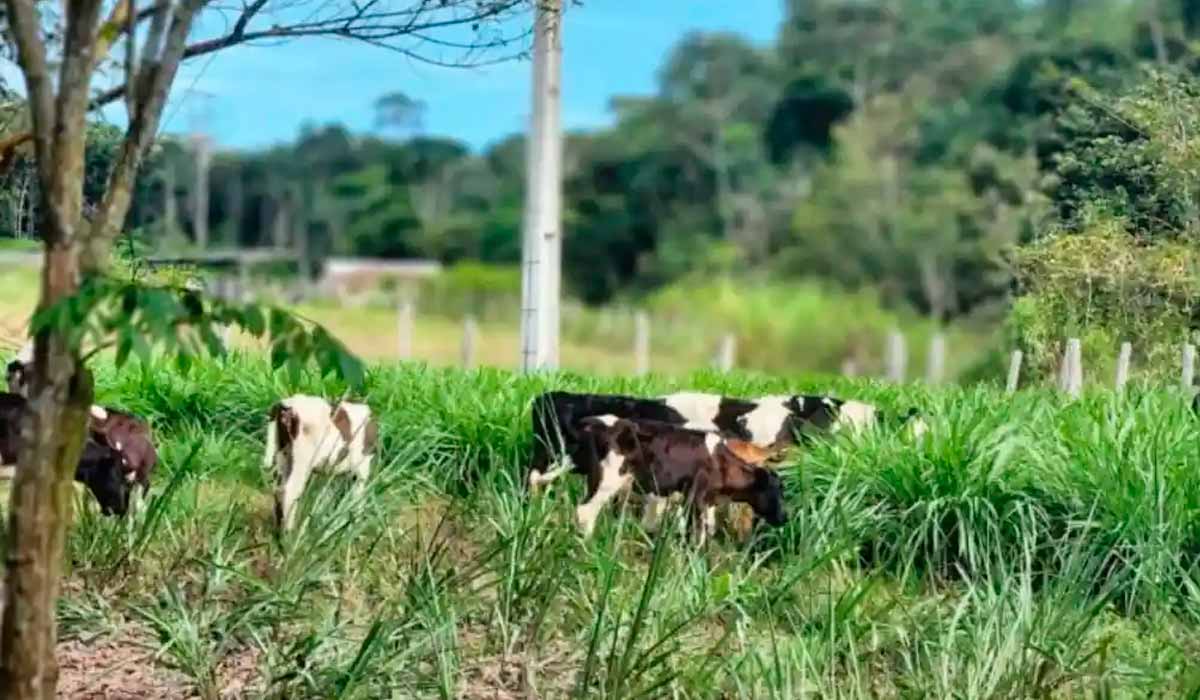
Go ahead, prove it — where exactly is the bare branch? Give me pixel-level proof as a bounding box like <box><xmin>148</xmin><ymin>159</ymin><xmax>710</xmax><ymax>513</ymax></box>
<box><xmin>124</xmin><ymin>0</ymin><xmax>138</xmax><ymax>116</ymax></box>
<box><xmin>47</xmin><ymin>0</ymin><xmax>105</xmax><ymax>238</ymax></box>
<box><xmin>85</xmin><ymin>0</ymin><xmax>206</xmax><ymax>271</ymax></box>
<box><xmin>2</xmin><ymin>0</ymin><xmax>533</xmax><ymax>172</ymax></box>
<box><xmin>4</xmin><ymin>0</ymin><xmax>57</xmax><ymax>189</ymax></box>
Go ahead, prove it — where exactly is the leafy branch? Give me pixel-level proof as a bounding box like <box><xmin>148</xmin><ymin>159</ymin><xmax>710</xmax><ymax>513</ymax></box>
<box><xmin>29</xmin><ymin>276</ymin><xmax>365</xmax><ymax>388</ymax></box>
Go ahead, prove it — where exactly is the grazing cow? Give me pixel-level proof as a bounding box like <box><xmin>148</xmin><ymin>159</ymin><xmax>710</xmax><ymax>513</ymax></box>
<box><xmin>5</xmin><ymin>341</ymin><xmax>32</xmax><ymax>397</ymax></box>
<box><xmin>527</xmin><ymin>391</ymin><xmax>806</xmax><ymax>492</ymax></box>
<box><xmin>87</xmin><ymin>405</ymin><xmax>157</xmax><ymax>496</ymax></box>
<box><xmin>0</xmin><ymin>392</ymin><xmax>137</xmax><ymax>515</ymax></box>
<box><xmin>571</xmin><ymin>416</ymin><xmax>786</xmax><ymax>542</ymax></box>
<box><xmin>264</xmin><ymin>394</ymin><xmax>378</xmax><ymax>531</ymax></box>
<box><xmin>528</xmin><ymin>390</ymin><xmax>923</xmax><ymax>492</ymax></box>
<box><xmin>7</xmin><ymin>346</ymin><xmax>159</xmax><ymax>497</ymax></box>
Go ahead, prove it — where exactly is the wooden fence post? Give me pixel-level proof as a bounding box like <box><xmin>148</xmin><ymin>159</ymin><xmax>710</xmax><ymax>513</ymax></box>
<box><xmin>886</xmin><ymin>330</ymin><xmax>906</xmax><ymax>382</ymax></box>
<box><xmin>1061</xmin><ymin>338</ymin><xmax>1082</xmax><ymax>398</ymax></box>
<box><xmin>461</xmin><ymin>316</ymin><xmax>477</xmax><ymax>369</ymax></box>
<box><xmin>1006</xmin><ymin>350</ymin><xmax>1022</xmax><ymax>394</ymax></box>
<box><xmin>1182</xmin><ymin>343</ymin><xmax>1196</xmax><ymax>391</ymax></box>
<box><xmin>634</xmin><ymin>311</ymin><xmax>650</xmax><ymax>376</ymax></box>
<box><xmin>397</xmin><ymin>298</ymin><xmax>414</xmax><ymax>360</ymax></box>
<box><xmin>1114</xmin><ymin>341</ymin><xmax>1131</xmax><ymax>390</ymax></box>
<box><xmin>717</xmin><ymin>334</ymin><xmax>736</xmax><ymax>372</ymax></box>
<box><xmin>926</xmin><ymin>333</ymin><xmax>946</xmax><ymax>384</ymax></box>
<box><xmin>841</xmin><ymin>358</ymin><xmax>859</xmax><ymax>377</ymax></box>
<box><xmin>1070</xmin><ymin>340</ymin><xmax>1083</xmax><ymax>396</ymax></box>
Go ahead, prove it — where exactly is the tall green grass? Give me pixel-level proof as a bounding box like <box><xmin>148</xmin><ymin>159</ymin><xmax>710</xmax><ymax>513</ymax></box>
<box><xmin>17</xmin><ymin>353</ymin><xmax>1200</xmax><ymax>696</ymax></box>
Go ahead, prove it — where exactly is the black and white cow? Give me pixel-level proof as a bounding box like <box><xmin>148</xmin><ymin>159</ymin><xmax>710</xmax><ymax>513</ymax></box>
<box><xmin>527</xmin><ymin>390</ymin><xmax>921</xmax><ymax>492</ymax></box>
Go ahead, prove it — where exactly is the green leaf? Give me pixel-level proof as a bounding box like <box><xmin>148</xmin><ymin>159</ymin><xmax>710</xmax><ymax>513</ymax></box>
<box><xmin>176</xmin><ymin>351</ymin><xmax>192</xmax><ymax>375</ymax></box>
<box><xmin>286</xmin><ymin>357</ymin><xmax>302</xmax><ymax>385</ymax></box>
<box><xmin>241</xmin><ymin>305</ymin><xmax>265</xmax><ymax>337</ymax></box>
<box><xmin>115</xmin><ymin>328</ymin><xmax>134</xmax><ymax>368</ymax></box>
<box><xmin>269</xmin><ymin>309</ymin><xmax>289</xmax><ymax>339</ymax></box>
<box><xmin>270</xmin><ymin>342</ymin><xmax>288</xmax><ymax>371</ymax></box>
<box><xmin>198</xmin><ymin>323</ymin><xmax>226</xmax><ymax>358</ymax></box>
<box><xmin>337</xmin><ymin>347</ymin><xmax>364</xmax><ymax>389</ymax></box>
<box><xmin>132</xmin><ymin>331</ymin><xmax>152</xmax><ymax>365</ymax></box>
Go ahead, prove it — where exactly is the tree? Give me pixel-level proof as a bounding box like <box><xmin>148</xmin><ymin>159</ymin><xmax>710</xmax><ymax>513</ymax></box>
<box><xmin>0</xmin><ymin>1</ymin><xmax>530</xmax><ymax>697</ymax></box>
<box><xmin>655</xmin><ymin>33</ymin><xmax>777</xmax><ymax>260</ymax></box>
<box><xmin>373</xmin><ymin>91</ymin><xmax>426</xmax><ymax>134</ymax></box>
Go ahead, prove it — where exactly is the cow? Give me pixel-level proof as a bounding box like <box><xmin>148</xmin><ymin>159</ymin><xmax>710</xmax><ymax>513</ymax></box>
<box><xmin>571</xmin><ymin>415</ymin><xmax>787</xmax><ymax>543</ymax></box>
<box><xmin>0</xmin><ymin>392</ymin><xmax>137</xmax><ymax>515</ymax></box>
<box><xmin>264</xmin><ymin>394</ymin><xmax>378</xmax><ymax>531</ymax></box>
<box><xmin>7</xmin><ymin>345</ymin><xmax>159</xmax><ymax>501</ymax></box>
<box><xmin>87</xmin><ymin>405</ymin><xmax>157</xmax><ymax>498</ymax></box>
<box><xmin>528</xmin><ymin>391</ymin><xmax>801</xmax><ymax>493</ymax></box>
<box><xmin>5</xmin><ymin>341</ymin><xmax>32</xmax><ymax>397</ymax></box>
<box><xmin>527</xmin><ymin>390</ymin><xmax>922</xmax><ymax>493</ymax></box>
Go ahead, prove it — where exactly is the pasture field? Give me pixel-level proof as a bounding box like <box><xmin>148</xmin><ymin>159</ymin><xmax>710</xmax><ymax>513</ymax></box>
<box><xmin>7</xmin><ymin>353</ymin><xmax>1200</xmax><ymax>698</ymax></box>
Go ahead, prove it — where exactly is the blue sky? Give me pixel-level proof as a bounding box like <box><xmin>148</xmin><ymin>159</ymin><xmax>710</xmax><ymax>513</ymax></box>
<box><xmin>140</xmin><ymin>1</ymin><xmax>782</xmax><ymax>153</ymax></box>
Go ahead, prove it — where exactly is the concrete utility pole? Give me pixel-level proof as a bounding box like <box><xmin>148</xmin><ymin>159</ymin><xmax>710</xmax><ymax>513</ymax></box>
<box><xmin>519</xmin><ymin>0</ymin><xmax>564</xmax><ymax>371</ymax></box>
<box><xmin>190</xmin><ymin>132</ymin><xmax>211</xmax><ymax>249</ymax></box>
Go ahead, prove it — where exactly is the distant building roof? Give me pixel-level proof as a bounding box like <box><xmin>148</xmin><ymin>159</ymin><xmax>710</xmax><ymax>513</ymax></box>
<box><xmin>317</xmin><ymin>257</ymin><xmax>442</xmax><ymax>298</ymax></box>
<box><xmin>321</xmin><ymin>257</ymin><xmax>442</xmax><ymax>277</ymax></box>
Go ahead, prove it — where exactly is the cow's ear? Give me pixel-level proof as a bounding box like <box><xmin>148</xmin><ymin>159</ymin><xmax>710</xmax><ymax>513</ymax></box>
<box><xmin>331</xmin><ymin>406</ymin><xmax>352</xmax><ymax>442</ymax></box>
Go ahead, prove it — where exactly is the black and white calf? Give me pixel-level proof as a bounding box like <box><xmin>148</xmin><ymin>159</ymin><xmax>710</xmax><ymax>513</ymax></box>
<box><xmin>264</xmin><ymin>394</ymin><xmax>378</xmax><ymax>531</ymax></box>
<box><xmin>571</xmin><ymin>415</ymin><xmax>787</xmax><ymax>542</ymax></box>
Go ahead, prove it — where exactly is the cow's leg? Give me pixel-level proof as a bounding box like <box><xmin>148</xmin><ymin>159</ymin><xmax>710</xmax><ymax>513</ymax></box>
<box><xmin>528</xmin><ymin>458</ymin><xmax>572</xmax><ymax>494</ymax></box>
<box><xmin>127</xmin><ymin>482</ymin><xmax>144</xmax><ymax>516</ymax></box>
<box><xmin>685</xmin><ymin>472</ymin><xmax>715</xmax><ymax>547</ymax></box>
<box><xmin>640</xmin><ymin>494</ymin><xmax>670</xmax><ymax>533</ymax></box>
<box><xmin>278</xmin><ymin>445</ymin><xmax>317</xmax><ymax>531</ymax></box>
<box><xmin>575</xmin><ymin>455</ymin><xmax>631</xmax><ymax>538</ymax></box>
<box><xmin>278</xmin><ymin>465</ymin><xmax>311</xmax><ymax>531</ymax></box>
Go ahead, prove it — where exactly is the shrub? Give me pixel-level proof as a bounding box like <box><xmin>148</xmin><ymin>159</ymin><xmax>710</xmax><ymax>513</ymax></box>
<box><xmin>1009</xmin><ymin>217</ymin><xmax>1200</xmax><ymax>382</ymax></box>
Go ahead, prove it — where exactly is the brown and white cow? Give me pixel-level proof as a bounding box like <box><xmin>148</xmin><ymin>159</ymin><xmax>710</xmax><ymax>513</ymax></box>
<box><xmin>0</xmin><ymin>392</ymin><xmax>136</xmax><ymax>515</ymax></box>
<box><xmin>7</xmin><ymin>344</ymin><xmax>158</xmax><ymax>502</ymax></box>
<box><xmin>264</xmin><ymin>394</ymin><xmax>378</xmax><ymax>531</ymax></box>
<box><xmin>571</xmin><ymin>415</ymin><xmax>787</xmax><ymax>543</ymax></box>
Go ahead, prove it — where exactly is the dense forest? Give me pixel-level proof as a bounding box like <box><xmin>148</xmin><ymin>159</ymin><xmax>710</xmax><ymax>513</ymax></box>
<box><xmin>3</xmin><ymin>0</ymin><xmax>1200</xmax><ymax>374</ymax></box>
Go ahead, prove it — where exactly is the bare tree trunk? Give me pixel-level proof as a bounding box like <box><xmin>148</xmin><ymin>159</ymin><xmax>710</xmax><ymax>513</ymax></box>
<box><xmin>1</xmin><ymin>0</ymin><xmax>105</xmax><ymax>694</ymax></box>
<box><xmin>191</xmin><ymin>133</ymin><xmax>211</xmax><ymax>249</ymax></box>
<box><xmin>1</xmin><ymin>0</ymin><xmax>202</xmax><ymax>696</ymax></box>
<box><xmin>162</xmin><ymin>165</ymin><xmax>177</xmax><ymax>234</ymax></box>
<box><xmin>1148</xmin><ymin>0</ymin><xmax>1169</xmax><ymax>66</ymax></box>
<box><xmin>0</xmin><ymin>331</ymin><xmax>92</xmax><ymax>700</ymax></box>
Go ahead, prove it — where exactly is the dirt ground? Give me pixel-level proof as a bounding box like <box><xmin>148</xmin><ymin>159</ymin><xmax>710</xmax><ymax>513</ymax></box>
<box><xmin>57</xmin><ymin>636</ymin><xmax>190</xmax><ymax>700</ymax></box>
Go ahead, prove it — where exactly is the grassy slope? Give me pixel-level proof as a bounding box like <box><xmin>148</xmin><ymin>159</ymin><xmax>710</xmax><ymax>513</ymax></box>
<box><xmin>7</xmin><ymin>353</ymin><xmax>1198</xmax><ymax>698</ymax></box>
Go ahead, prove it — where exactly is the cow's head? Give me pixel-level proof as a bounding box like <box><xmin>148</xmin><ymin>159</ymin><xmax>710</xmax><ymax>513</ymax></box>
<box><xmin>6</xmin><ymin>359</ymin><xmax>28</xmax><ymax>397</ymax></box>
<box><xmin>76</xmin><ymin>441</ymin><xmax>133</xmax><ymax>516</ymax></box>
<box><xmin>747</xmin><ymin>467</ymin><xmax>787</xmax><ymax>527</ymax></box>
<box><xmin>577</xmin><ymin>415</ymin><xmax>645</xmax><ymax>456</ymax></box>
